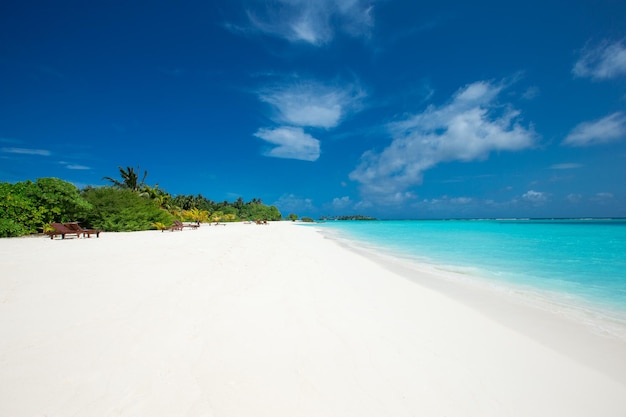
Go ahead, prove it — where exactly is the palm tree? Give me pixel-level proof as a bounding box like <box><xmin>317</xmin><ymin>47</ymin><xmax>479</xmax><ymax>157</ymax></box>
<box><xmin>103</xmin><ymin>166</ymin><xmax>148</xmax><ymax>192</ymax></box>
<box><xmin>182</xmin><ymin>207</ymin><xmax>210</xmax><ymax>224</ymax></box>
<box><xmin>141</xmin><ymin>183</ymin><xmax>172</xmax><ymax>209</ymax></box>
<box><xmin>172</xmin><ymin>195</ymin><xmax>194</xmax><ymax>210</ymax></box>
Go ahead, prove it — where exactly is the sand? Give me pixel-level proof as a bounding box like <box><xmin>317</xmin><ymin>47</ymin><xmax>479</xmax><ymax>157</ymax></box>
<box><xmin>1</xmin><ymin>221</ymin><xmax>625</xmax><ymax>416</ymax></box>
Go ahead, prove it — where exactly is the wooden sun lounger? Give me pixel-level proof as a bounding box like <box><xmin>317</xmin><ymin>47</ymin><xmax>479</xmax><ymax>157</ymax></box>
<box><xmin>170</xmin><ymin>220</ymin><xmax>199</xmax><ymax>231</ymax></box>
<box><xmin>46</xmin><ymin>222</ymin><xmax>82</xmax><ymax>239</ymax></box>
<box><xmin>64</xmin><ymin>222</ymin><xmax>102</xmax><ymax>238</ymax></box>
<box><xmin>169</xmin><ymin>221</ymin><xmax>184</xmax><ymax>231</ymax></box>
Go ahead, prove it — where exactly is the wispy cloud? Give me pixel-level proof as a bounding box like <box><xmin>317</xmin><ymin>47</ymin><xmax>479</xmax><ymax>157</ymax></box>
<box><xmin>420</xmin><ymin>196</ymin><xmax>474</xmax><ymax>206</ymax></box>
<box><xmin>592</xmin><ymin>192</ymin><xmax>614</xmax><ymax>203</ymax></box>
<box><xmin>59</xmin><ymin>161</ymin><xmax>91</xmax><ymax>170</ymax></box>
<box><xmin>273</xmin><ymin>193</ymin><xmax>316</xmax><ymax>213</ymax></box>
<box><xmin>235</xmin><ymin>0</ymin><xmax>376</xmax><ymax>46</ymax></box>
<box><xmin>567</xmin><ymin>193</ymin><xmax>583</xmax><ymax>204</ymax></box>
<box><xmin>573</xmin><ymin>39</ymin><xmax>626</xmax><ymax>80</ymax></box>
<box><xmin>66</xmin><ymin>164</ymin><xmax>91</xmax><ymax>170</ymax></box>
<box><xmin>349</xmin><ymin>80</ymin><xmax>537</xmax><ymax>204</ymax></box>
<box><xmin>258</xmin><ymin>79</ymin><xmax>365</xmax><ymax>128</ymax></box>
<box><xmin>563</xmin><ymin>112</ymin><xmax>626</xmax><ymax>146</ymax></box>
<box><xmin>521</xmin><ymin>86</ymin><xmax>540</xmax><ymax>100</ymax></box>
<box><xmin>331</xmin><ymin>196</ymin><xmax>353</xmax><ymax>210</ymax></box>
<box><xmin>1</xmin><ymin>147</ymin><xmax>51</xmax><ymax>156</ymax></box>
<box><xmin>550</xmin><ymin>163</ymin><xmax>583</xmax><ymax>169</ymax></box>
<box><xmin>254</xmin><ymin>126</ymin><xmax>320</xmax><ymax>161</ymax></box>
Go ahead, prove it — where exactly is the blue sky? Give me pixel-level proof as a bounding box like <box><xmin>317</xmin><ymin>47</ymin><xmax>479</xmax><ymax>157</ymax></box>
<box><xmin>1</xmin><ymin>0</ymin><xmax>625</xmax><ymax>219</ymax></box>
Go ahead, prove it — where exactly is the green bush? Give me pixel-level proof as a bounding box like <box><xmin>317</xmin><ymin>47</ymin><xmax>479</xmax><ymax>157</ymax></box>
<box><xmin>0</xmin><ymin>178</ymin><xmax>92</xmax><ymax>236</ymax></box>
<box><xmin>240</xmin><ymin>203</ymin><xmax>282</xmax><ymax>221</ymax></box>
<box><xmin>30</xmin><ymin>178</ymin><xmax>93</xmax><ymax>224</ymax></box>
<box><xmin>82</xmin><ymin>187</ymin><xmax>174</xmax><ymax>232</ymax></box>
<box><xmin>0</xmin><ymin>218</ymin><xmax>28</xmax><ymax>238</ymax></box>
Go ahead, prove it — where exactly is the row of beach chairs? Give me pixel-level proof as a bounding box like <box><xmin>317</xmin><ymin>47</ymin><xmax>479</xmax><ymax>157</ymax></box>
<box><xmin>166</xmin><ymin>220</ymin><xmax>200</xmax><ymax>232</ymax></box>
<box><xmin>48</xmin><ymin>220</ymin><xmax>201</xmax><ymax>238</ymax></box>
<box><xmin>46</xmin><ymin>222</ymin><xmax>102</xmax><ymax>239</ymax></box>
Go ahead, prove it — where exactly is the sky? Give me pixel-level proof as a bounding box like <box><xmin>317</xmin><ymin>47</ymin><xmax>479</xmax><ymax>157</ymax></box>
<box><xmin>1</xmin><ymin>0</ymin><xmax>626</xmax><ymax>219</ymax></box>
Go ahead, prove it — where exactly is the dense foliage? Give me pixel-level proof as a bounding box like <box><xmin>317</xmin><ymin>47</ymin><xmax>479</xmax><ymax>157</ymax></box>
<box><xmin>1</xmin><ymin>167</ymin><xmax>283</xmax><ymax>237</ymax></box>
<box><xmin>171</xmin><ymin>195</ymin><xmax>282</xmax><ymax>222</ymax></box>
<box><xmin>81</xmin><ymin>187</ymin><xmax>174</xmax><ymax>232</ymax></box>
<box><xmin>0</xmin><ymin>178</ymin><xmax>92</xmax><ymax>237</ymax></box>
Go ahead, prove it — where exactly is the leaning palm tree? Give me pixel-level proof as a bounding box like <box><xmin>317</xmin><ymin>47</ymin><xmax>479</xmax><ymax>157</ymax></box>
<box><xmin>103</xmin><ymin>166</ymin><xmax>148</xmax><ymax>192</ymax></box>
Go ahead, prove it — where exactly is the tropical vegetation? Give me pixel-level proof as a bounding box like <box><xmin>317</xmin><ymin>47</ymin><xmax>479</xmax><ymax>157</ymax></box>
<box><xmin>0</xmin><ymin>166</ymin><xmax>283</xmax><ymax>237</ymax></box>
<box><xmin>0</xmin><ymin>178</ymin><xmax>92</xmax><ymax>237</ymax></box>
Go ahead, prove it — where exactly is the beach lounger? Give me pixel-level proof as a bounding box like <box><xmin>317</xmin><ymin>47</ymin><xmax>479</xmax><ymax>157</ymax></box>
<box><xmin>169</xmin><ymin>220</ymin><xmax>184</xmax><ymax>231</ymax></box>
<box><xmin>46</xmin><ymin>222</ymin><xmax>82</xmax><ymax>239</ymax></box>
<box><xmin>171</xmin><ymin>220</ymin><xmax>200</xmax><ymax>230</ymax></box>
<box><xmin>64</xmin><ymin>222</ymin><xmax>102</xmax><ymax>238</ymax></box>
<box><xmin>182</xmin><ymin>221</ymin><xmax>200</xmax><ymax>229</ymax></box>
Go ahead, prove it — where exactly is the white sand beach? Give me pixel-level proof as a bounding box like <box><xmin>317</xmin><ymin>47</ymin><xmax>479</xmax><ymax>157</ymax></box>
<box><xmin>1</xmin><ymin>221</ymin><xmax>626</xmax><ymax>416</ymax></box>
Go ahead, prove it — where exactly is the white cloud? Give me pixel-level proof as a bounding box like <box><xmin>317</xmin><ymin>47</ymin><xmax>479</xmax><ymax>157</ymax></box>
<box><xmin>563</xmin><ymin>112</ymin><xmax>626</xmax><ymax>146</ymax></box>
<box><xmin>1</xmin><ymin>147</ymin><xmax>51</xmax><ymax>156</ymax></box>
<box><xmin>332</xmin><ymin>196</ymin><xmax>352</xmax><ymax>209</ymax></box>
<box><xmin>240</xmin><ymin>0</ymin><xmax>375</xmax><ymax>46</ymax></box>
<box><xmin>349</xmin><ymin>80</ymin><xmax>537</xmax><ymax>203</ymax></box>
<box><xmin>273</xmin><ymin>193</ymin><xmax>316</xmax><ymax>213</ymax></box>
<box><xmin>258</xmin><ymin>80</ymin><xmax>364</xmax><ymax>128</ymax></box>
<box><xmin>573</xmin><ymin>40</ymin><xmax>626</xmax><ymax>80</ymax></box>
<box><xmin>522</xmin><ymin>190</ymin><xmax>549</xmax><ymax>205</ymax></box>
<box><xmin>254</xmin><ymin>126</ymin><xmax>320</xmax><ymax>161</ymax></box>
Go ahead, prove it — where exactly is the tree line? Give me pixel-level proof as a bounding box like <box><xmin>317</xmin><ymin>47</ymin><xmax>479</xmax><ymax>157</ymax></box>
<box><xmin>0</xmin><ymin>166</ymin><xmax>282</xmax><ymax>237</ymax></box>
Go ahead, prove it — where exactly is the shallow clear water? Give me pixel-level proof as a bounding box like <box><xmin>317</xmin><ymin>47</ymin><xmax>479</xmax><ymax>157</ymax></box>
<box><xmin>314</xmin><ymin>219</ymin><xmax>626</xmax><ymax>333</ymax></box>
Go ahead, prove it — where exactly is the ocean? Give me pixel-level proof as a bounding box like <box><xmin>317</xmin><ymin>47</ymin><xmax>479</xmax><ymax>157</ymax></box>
<box><xmin>313</xmin><ymin>219</ymin><xmax>626</xmax><ymax>338</ymax></box>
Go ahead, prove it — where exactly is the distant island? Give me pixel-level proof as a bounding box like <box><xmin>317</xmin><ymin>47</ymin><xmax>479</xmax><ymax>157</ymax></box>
<box><xmin>319</xmin><ymin>215</ymin><xmax>378</xmax><ymax>221</ymax></box>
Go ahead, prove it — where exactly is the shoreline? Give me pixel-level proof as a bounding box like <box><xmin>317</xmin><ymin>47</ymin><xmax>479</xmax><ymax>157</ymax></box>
<box><xmin>315</xmin><ymin>224</ymin><xmax>626</xmax><ymax>384</ymax></box>
<box><xmin>1</xmin><ymin>222</ymin><xmax>626</xmax><ymax>416</ymax></box>
<box><xmin>314</xmin><ymin>221</ymin><xmax>626</xmax><ymax>340</ymax></box>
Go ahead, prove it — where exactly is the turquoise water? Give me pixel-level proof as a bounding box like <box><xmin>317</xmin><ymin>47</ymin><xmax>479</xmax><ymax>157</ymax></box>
<box><xmin>314</xmin><ymin>219</ymin><xmax>626</xmax><ymax>332</ymax></box>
